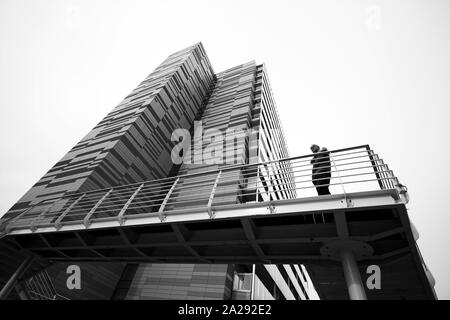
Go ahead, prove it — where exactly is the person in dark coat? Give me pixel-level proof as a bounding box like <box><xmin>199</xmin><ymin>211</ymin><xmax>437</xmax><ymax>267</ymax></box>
<box><xmin>310</xmin><ymin>144</ymin><xmax>331</xmax><ymax>195</ymax></box>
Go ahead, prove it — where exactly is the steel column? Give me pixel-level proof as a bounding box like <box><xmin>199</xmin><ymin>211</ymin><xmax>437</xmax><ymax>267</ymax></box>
<box><xmin>339</xmin><ymin>247</ymin><xmax>367</xmax><ymax>300</ymax></box>
<box><xmin>15</xmin><ymin>281</ymin><xmax>30</xmax><ymax>300</ymax></box>
<box><xmin>251</xmin><ymin>264</ymin><xmax>256</xmax><ymax>300</ymax></box>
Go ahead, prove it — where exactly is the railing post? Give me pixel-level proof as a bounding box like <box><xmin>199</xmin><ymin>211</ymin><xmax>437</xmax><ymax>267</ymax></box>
<box><xmin>372</xmin><ymin>153</ymin><xmax>389</xmax><ymax>189</ymax></box>
<box><xmin>83</xmin><ymin>189</ymin><xmax>113</xmax><ymax>228</ymax></box>
<box><xmin>255</xmin><ymin>163</ymin><xmax>260</xmax><ymax>202</ymax></box>
<box><xmin>54</xmin><ymin>193</ymin><xmax>86</xmax><ymax>230</ymax></box>
<box><xmin>30</xmin><ymin>199</ymin><xmax>61</xmax><ymax>232</ymax></box>
<box><xmin>158</xmin><ymin>177</ymin><xmax>179</xmax><ymax>222</ymax></box>
<box><xmin>373</xmin><ymin>156</ymin><xmax>387</xmax><ymax>188</ymax></box>
<box><xmin>330</xmin><ymin>152</ymin><xmax>354</xmax><ymax>208</ymax></box>
<box><xmin>3</xmin><ymin>204</ymin><xmax>41</xmax><ymax>234</ymax></box>
<box><xmin>118</xmin><ymin>183</ymin><xmax>144</xmax><ymax>225</ymax></box>
<box><xmin>366</xmin><ymin>146</ymin><xmax>384</xmax><ymax>190</ymax></box>
<box><xmin>330</xmin><ymin>153</ymin><xmax>346</xmax><ymax>195</ymax></box>
<box><xmin>207</xmin><ymin>171</ymin><xmax>222</xmax><ymax>219</ymax></box>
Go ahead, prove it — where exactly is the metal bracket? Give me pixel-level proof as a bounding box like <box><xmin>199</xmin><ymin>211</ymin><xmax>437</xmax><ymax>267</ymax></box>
<box><xmin>159</xmin><ymin>213</ymin><xmax>167</xmax><ymax>223</ymax></box>
<box><xmin>340</xmin><ymin>198</ymin><xmax>353</xmax><ymax>208</ymax></box>
<box><xmin>320</xmin><ymin>239</ymin><xmax>373</xmax><ymax>261</ymax></box>
<box><xmin>396</xmin><ymin>182</ymin><xmax>410</xmax><ymax>204</ymax></box>
<box><xmin>207</xmin><ymin>208</ymin><xmax>215</xmax><ymax>219</ymax></box>
<box><xmin>267</xmin><ymin>203</ymin><xmax>276</xmax><ymax>214</ymax></box>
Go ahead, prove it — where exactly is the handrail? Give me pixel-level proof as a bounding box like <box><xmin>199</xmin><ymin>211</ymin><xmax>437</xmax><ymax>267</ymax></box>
<box><xmin>1</xmin><ymin>145</ymin><xmax>405</xmax><ymax>233</ymax></box>
<box><xmin>53</xmin><ymin>145</ymin><xmax>372</xmax><ymax>197</ymax></box>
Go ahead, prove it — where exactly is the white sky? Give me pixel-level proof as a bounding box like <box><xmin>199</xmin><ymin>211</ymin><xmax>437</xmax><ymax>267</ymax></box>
<box><xmin>0</xmin><ymin>0</ymin><xmax>449</xmax><ymax>299</ymax></box>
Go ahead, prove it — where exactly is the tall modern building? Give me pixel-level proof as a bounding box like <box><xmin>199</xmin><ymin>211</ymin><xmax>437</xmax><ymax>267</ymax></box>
<box><xmin>1</xmin><ymin>43</ymin><xmax>313</xmax><ymax>300</ymax></box>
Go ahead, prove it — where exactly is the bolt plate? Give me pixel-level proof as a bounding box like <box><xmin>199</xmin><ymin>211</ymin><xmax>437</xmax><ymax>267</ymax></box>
<box><xmin>320</xmin><ymin>239</ymin><xmax>374</xmax><ymax>261</ymax></box>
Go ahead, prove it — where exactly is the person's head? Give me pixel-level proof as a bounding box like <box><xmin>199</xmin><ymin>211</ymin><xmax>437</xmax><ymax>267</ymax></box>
<box><xmin>310</xmin><ymin>144</ymin><xmax>320</xmax><ymax>153</ymax></box>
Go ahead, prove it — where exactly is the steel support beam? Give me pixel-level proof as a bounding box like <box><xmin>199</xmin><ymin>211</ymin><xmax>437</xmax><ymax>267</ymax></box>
<box><xmin>0</xmin><ymin>255</ymin><xmax>34</xmax><ymax>300</ymax></box>
<box><xmin>116</xmin><ymin>228</ymin><xmax>156</xmax><ymax>260</ymax></box>
<box><xmin>15</xmin><ymin>281</ymin><xmax>30</xmax><ymax>300</ymax></box>
<box><xmin>171</xmin><ymin>224</ymin><xmax>210</xmax><ymax>263</ymax></box>
<box><xmin>241</xmin><ymin>218</ymin><xmax>268</xmax><ymax>262</ymax></box>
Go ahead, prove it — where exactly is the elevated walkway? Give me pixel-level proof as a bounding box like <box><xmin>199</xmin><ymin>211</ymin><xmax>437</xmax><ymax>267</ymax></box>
<box><xmin>0</xmin><ymin>145</ymin><xmax>436</xmax><ymax>299</ymax></box>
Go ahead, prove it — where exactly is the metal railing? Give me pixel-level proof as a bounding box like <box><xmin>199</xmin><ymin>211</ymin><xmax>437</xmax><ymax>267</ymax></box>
<box><xmin>0</xmin><ymin>145</ymin><xmax>404</xmax><ymax>233</ymax></box>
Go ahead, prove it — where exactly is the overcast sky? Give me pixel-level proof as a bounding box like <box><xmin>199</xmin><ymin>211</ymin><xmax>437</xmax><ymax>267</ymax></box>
<box><xmin>0</xmin><ymin>0</ymin><xmax>449</xmax><ymax>299</ymax></box>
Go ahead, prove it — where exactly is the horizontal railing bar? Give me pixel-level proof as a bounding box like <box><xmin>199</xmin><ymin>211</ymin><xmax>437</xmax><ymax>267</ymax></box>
<box><xmin>10</xmin><ymin>164</ymin><xmax>392</xmax><ymax>221</ymax></box>
<box><xmin>45</xmin><ymin>177</ymin><xmax>400</xmax><ymax>226</ymax></box>
<box><xmin>9</xmin><ymin>181</ymin><xmax>399</xmax><ymax>230</ymax></box>
<box><xmin>22</xmin><ymin>152</ymin><xmax>376</xmax><ymax>208</ymax></box>
<box><xmin>40</xmin><ymin>171</ymin><xmax>395</xmax><ymax>220</ymax></box>
<box><xmin>51</xmin><ymin>157</ymin><xmax>381</xmax><ymax>206</ymax></box>
<box><xmin>3</xmin><ymin>145</ymin><xmax>407</xmax><ymax>232</ymax></box>
<box><xmin>56</xmin><ymin>145</ymin><xmax>371</xmax><ymax>197</ymax></box>
<box><xmin>5</xmin><ymin>151</ymin><xmax>375</xmax><ymax>224</ymax></box>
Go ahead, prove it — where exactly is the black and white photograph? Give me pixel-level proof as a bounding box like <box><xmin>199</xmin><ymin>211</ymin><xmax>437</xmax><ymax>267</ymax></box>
<box><xmin>0</xmin><ymin>0</ymin><xmax>448</xmax><ymax>310</ymax></box>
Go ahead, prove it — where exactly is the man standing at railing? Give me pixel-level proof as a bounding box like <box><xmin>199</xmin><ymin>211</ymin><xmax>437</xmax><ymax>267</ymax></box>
<box><xmin>310</xmin><ymin>144</ymin><xmax>331</xmax><ymax>195</ymax></box>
